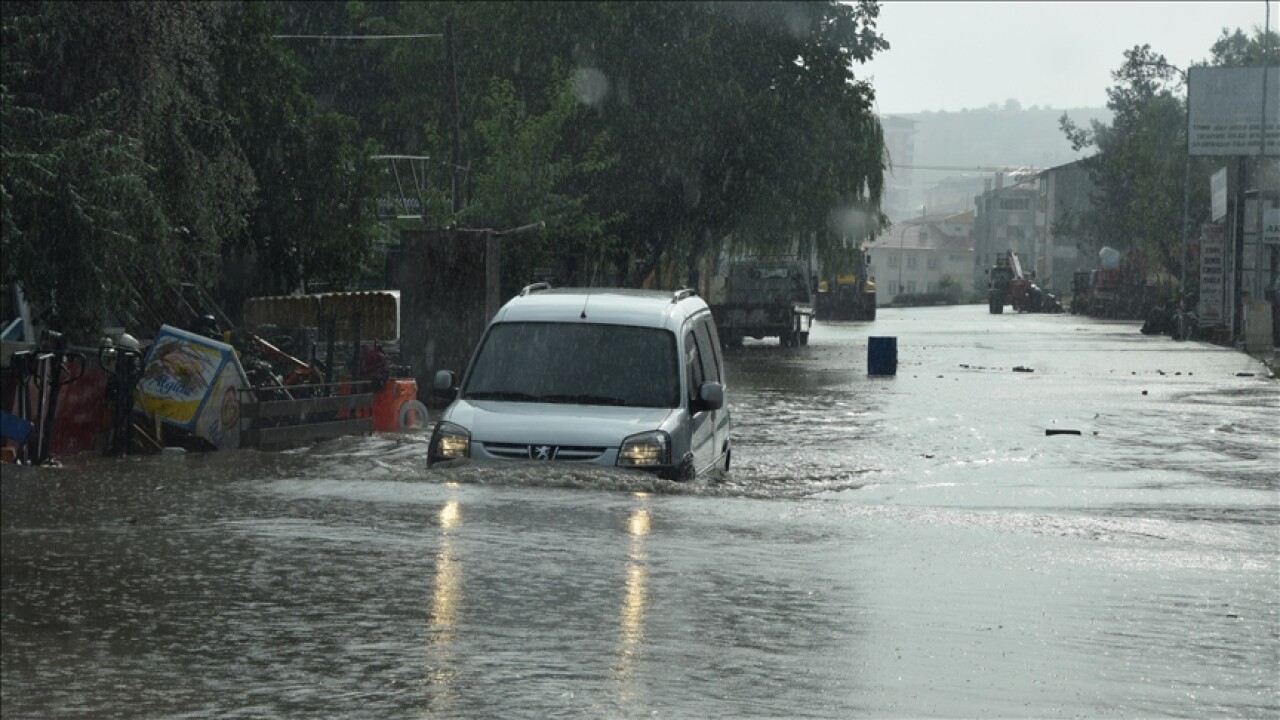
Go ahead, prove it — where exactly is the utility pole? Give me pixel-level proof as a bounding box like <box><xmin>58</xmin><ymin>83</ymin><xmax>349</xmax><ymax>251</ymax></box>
<box><xmin>1255</xmin><ymin>1</ymin><xmax>1272</xmax><ymax>316</ymax></box>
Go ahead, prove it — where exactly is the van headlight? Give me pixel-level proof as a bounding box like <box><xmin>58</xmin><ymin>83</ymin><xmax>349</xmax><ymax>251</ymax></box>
<box><xmin>617</xmin><ymin>430</ymin><xmax>670</xmax><ymax>468</ymax></box>
<box><xmin>429</xmin><ymin>421</ymin><xmax>471</xmax><ymax>463</ymax></box>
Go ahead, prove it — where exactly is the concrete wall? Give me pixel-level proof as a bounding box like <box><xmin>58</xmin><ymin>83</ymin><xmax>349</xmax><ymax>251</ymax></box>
<box><xmin>397</xmin><ymin>229</ymin><xmax>491</xmax><ymax>406</ymax></box>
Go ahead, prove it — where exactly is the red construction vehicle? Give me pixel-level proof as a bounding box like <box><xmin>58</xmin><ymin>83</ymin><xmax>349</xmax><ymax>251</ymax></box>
<box><xmin>988</xmin><ymin>251</ymin><xmax>1034</xmax><ymax>313</ymax></box>
<box><xmin>987</xmin><ymin>250</ymin><xmax>1060</xmax><ymax>314</ymax></box>
<box><xmin>1071</xmin><ymin>247</ymin><xmax>1147</xmax><ymax>319</ymax></box>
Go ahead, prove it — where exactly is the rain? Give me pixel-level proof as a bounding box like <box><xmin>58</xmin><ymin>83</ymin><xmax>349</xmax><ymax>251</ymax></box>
<box><xmin>3</xmin><ymin>2</ymin><xmax>1278</xmax><ymax>719</ymax></box>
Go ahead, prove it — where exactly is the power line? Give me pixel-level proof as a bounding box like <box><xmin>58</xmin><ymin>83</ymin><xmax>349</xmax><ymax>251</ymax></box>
<box><xmin>895</xmin><ymin>164</ymin><xmax>1041</xmax><ymax>173</ymax></box>
<box><xmin>272</xmin><ymin>34</ymin><xmax>443</xmax><ymax>41</ymax></box>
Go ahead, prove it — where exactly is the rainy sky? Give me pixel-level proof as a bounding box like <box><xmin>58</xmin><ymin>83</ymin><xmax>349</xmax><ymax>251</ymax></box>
<box><xmin>859</xmin><ymin>1</ymin><xmax>1270</xmax><ymax>114</ymax></box>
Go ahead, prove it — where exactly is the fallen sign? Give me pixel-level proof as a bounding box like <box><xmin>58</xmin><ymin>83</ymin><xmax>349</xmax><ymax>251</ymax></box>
<box><xmin>135</xmin><ymin>325</ymin><xmax>251</xmax><ymax>449</ymax></box>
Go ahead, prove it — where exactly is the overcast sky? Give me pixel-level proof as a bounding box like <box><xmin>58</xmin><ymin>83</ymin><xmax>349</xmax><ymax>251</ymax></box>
<box><xmin>858</xmin><ymin>1</ymin><xmax>1271</xmax><ymax>114</ymax></box>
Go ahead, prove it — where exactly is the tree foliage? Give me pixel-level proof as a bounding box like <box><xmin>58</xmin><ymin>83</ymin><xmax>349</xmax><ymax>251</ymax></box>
<box><xmin>1</xmin><ymin>1</ymin><xmax>382</xmax><ymax>337</ymax></box>
<box><xmin>468</xmin><ymin>69</ymin><xmax>622</xmax><ymax>287</ymax></box>
<box><xmin>279</xmin><ymin>1</ymin><xmax>890</xmax><ymax>291</ymax></box>
<box><xmin>2</xmin><ymin>1</ymin><xmax>891</xmax><ymax>339</ymax></box>
<box><xmin>214</xmin><ymin>2</ymin><xmax>381</xmax><ymax>313</ymax></box>
<box><xmin>2</xmin><ymin>1</ymin><xmax>250</xmax><ymax>337</ymax></box>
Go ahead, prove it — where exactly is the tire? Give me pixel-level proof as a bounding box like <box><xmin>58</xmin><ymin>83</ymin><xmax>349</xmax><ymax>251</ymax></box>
<box><xmin>398</xmin><ymin>400</ymin><xmax>429</xmax><ymax>430</ymax></box>
<box><xmin>673</xmin><ymin>454</ymin><xmax>697</xmax><ymax>482</ymax></box>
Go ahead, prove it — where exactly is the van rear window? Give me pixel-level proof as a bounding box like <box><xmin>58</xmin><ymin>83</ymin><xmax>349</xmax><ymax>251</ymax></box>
<box><xmin>463</xmin><ymin>322</ymin><xmax>680</xmax><ymax>408</ymax></box>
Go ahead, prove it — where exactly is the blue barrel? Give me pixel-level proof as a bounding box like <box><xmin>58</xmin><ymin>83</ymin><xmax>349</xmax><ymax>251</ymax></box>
<box><xmin>867</xmin><ymin>336</ymin><xmax>897</xmax><ymax>376</ymax></box>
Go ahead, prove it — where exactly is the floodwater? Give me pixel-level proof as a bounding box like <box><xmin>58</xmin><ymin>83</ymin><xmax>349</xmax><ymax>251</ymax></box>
<box><xmin>3</xmin><ymin>306</ymin><xmax>1277</xmax><ymax>719</ymax></box>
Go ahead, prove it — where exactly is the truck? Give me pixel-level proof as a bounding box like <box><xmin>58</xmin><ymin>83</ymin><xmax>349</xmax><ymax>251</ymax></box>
<box><xmin>814</xmin><ymin>273</ymin><xmax>877</xmax><ymax>321</ymax></box>
<box><xmin>987</xmin><ymin>250</ymin><xmax>1061</xmax><ymax>313</ymax></box>
<box><xmin>986</xmin><ymin>251</ymin><xmax>1019</xmax><ymax>314</ymax></box>
<box><xmin>1069</xmin><ymin>247</ymin><xmax>1148</xmax><ymax>319</ymax></box>
<box><xmin>712</xmin><ymin>260</ymin><xmax>814</xmax><ymax>347</ymax></box>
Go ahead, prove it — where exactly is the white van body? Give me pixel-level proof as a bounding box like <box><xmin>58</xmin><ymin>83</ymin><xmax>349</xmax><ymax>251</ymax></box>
<box><xmin>428</xmin><ymin>286</ymin><xmax>731</xmax><ymax>480</ymax></box>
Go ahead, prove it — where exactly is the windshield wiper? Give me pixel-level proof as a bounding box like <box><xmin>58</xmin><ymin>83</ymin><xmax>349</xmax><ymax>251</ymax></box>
<box><xmin>540</xmin><ymin>394</ymin><xmax>629</xmax><ymax>406</ymax></box>
<box><xmin>464</xmin><ymin>390</ymin><xmax>541</xmax><ymax>402</ymax></box>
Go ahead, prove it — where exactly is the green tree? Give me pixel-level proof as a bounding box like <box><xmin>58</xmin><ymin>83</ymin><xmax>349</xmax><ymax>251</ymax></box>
<box><xmin>1060</xmin><ymin>29</ymin><xmax>1280</xmax><ymax>290</ymax></box>
<box><xmin>1208</xmin><ymin>27</ymin><xmax>1280</xmax><ymax>67</ymax></box>
<box><xmin>0</xmin><ymin>83</ymin><xmax>167</xmax><ymax>336</ymax></box>
<box><xmin>1060</xmin><ymin>45</ymin><xmax>1187</xmax><ymax>278</ymax></box>
<box><xmin>279</xmin><ymin>1</ymin><xmax>890</xmax><ymax>290</ymax></box>
<box><xmin>214</xmin><ymin>2</ymin><xmax>382</xmax><ymax>315</ymax></box>
<box><xmin>468</xmin><ymin>69</ymin><xmax>620</xmax><ymax>290</ymax></box>
<box><xmin>1</xmin><ymin>1</ymin><xmax>252</xmax><ymax>338</ymax></box>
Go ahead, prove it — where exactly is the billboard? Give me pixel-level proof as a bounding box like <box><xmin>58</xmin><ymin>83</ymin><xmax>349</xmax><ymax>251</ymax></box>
<box><xmin>1188</xmin><ymin>66</ymin><xmax>1280</xmax><ymax>157</ymax></box>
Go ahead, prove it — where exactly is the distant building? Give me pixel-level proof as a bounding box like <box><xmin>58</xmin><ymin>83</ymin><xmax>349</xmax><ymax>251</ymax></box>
<box><xmin>926</xmin><ymin>174</ymin><xmax>990</xmax><ymax>216</ymax></box>
<box><xmin>867</xmin><ymin>211</ymin><xmax>975</xmax><ymax>304</ymax></box>
<box><xmin>1034</xmin><ymin>160</ymin><xmax>1096</xmax><ymax>292</ymax></box>
<box><xmin>972</xmin><ymin>174</ymin><xmax>1039</xmax><ymax>291</ymax></box>
<box><xmin>881</xmin><ymin>115</ymin><xmax>919</xmax><ymax>222</ymax></box>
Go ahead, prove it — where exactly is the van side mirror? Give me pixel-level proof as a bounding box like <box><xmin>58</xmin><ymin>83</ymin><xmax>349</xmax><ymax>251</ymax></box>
<box><xmin>433</xmin><ymin>370</ymin><xmax>458</xmax><ymax>399</ymax></box>
<box><xmin>696</xmin><ymin>381</ymin><xmax>724</xmax><ymax>412</ymax></box>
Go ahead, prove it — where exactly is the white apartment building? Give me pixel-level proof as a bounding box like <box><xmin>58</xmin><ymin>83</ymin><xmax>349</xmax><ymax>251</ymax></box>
<box><xmin>866</xmin><ymin>212</ymin><xmax>976</xmax><ymax>304</ymax></box>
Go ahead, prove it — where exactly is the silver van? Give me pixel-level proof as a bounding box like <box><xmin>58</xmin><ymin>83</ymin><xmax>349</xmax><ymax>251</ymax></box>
<box><xmin>428</xmin><ymin>285</ymin><xmax>731</xmax><ymax>480</ymax></box>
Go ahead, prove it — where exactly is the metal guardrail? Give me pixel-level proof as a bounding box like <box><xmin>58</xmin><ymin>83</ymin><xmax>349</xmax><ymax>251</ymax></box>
<box><xmin>238</xmin><ymin>381</ymin><xmax>375</xmax><ymax>451</ymax></box>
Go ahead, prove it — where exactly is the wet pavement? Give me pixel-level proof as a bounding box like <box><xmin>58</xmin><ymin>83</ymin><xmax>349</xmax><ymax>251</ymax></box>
<box><xmin>3</xmin><ymin>305</ymin><xmax>1277</xmax><ymax>718</ymax></box>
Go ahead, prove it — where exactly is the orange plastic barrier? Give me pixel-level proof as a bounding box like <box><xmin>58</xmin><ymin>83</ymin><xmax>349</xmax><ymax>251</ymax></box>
<box><xmin>372</xmin><ymin>379</ymin><xmax>422</xmax><ymax>431</ymax></box>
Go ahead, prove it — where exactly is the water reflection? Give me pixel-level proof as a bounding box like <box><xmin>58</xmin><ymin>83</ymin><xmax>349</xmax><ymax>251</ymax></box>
<box><xmin>422</xmin><ymin>494</ymin><xmax>462</xmax><ymax>714</ymax></box>
<box><xmin>614</xmin><ymin>495</ymin><xmax>651</xmax><ymax>700</ymax></box>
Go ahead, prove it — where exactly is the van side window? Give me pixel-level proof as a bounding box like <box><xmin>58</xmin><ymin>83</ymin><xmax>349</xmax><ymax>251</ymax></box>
<box><xmin>685</xmin><ymin>329</ymin><xmax>704</xmax><ymax>404</ymax></box>
<box><xmin>693</xmin><ymin>319</ymin><xmax>720</xmax><ymax>383</ymax></box>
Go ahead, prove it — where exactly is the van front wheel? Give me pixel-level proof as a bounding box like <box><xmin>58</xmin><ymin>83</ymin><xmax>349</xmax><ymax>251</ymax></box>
<box><xmin>672</xmin><ymin>454</ymin><xmax>697</xmax><ymax>482</ymax></box>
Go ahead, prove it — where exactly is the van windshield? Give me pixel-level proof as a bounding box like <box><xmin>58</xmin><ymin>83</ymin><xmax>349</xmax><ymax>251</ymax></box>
<box><xmin>463</xmin><ymin>322</ymin><xmax>681</xmax><ymax>408</ymax></box>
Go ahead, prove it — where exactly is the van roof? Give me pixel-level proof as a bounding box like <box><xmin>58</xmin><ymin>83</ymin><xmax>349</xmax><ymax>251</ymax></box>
<box><xmin>494</xmin><ymin>287</ymin><xmax>706</xmax><ymax>330</ymax></box>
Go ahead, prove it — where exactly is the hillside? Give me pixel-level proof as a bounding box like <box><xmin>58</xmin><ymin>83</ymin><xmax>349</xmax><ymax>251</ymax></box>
<box><xmin>898</xmin><ymin>104</ymin><xmax>1113</xmax><ymax>172</ymax></box>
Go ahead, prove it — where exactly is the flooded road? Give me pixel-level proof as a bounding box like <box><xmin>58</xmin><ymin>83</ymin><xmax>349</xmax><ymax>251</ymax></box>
<box><xmin>3</xmin><ymin>305</ymin><xmax>1277</xmax><ymax>718</ymax></box>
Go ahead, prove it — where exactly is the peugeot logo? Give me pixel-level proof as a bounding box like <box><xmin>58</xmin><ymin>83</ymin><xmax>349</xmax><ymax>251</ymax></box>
<box><xmin>530</xmin><ymin>445</ymin><xmax>557</xmax><ymax>460</ymax></box>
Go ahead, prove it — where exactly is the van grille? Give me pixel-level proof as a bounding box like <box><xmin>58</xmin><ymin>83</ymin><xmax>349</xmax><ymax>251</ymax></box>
<box><xmin>483</xmin><ymin>442</ymin><xmax>607</xmax><ymax>462</ymax></box>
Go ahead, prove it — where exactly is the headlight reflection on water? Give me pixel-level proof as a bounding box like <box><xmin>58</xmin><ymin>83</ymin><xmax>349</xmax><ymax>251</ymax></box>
<box><xmin>615</xmin><ymin>498</ymin><xmax>652</xmax><ymax>699</ymax></box>
<box><xmin>422</xmin><ymin>497</ymin><xmax>463</xmax><ymax>713</ymax></box>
